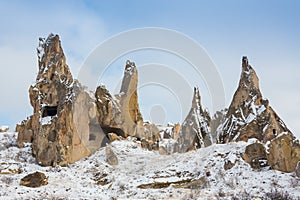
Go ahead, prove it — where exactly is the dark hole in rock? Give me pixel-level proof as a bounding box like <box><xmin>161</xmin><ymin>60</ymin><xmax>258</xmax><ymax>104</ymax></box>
<box><xmin>89</xmin><ymin>134</ymin><xmax>96</xmax><ymax>141</ymax></box>
<box><xmin>273</xmin><ymin>129</ymin><xmax>276</xmax><ymax>135</ymax></box>
<box><xmin>42</xmin><ymin>106</ymin><xmax>58</xmax><ymax>117</ymax></box>
<box><xmin>101</xmin><ymin>126</ymin><xmax>125</xmax><ymax>138</ymax></box>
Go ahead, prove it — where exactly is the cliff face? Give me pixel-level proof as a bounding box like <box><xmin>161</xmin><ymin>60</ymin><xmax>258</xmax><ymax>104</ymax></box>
<box><xmin>177</xmin><ymin>87</ymin><xmax>212</xmax><ymax>153</ymax></box>
<box><xmin>217</xmin><ymin>57</ymin><xmax>290</xmax><ymax>144</ymax></box>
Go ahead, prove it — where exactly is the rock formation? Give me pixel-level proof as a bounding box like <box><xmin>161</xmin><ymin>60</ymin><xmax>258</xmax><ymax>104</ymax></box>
<box><xmin>17</xmin><ymin>34</ymin><xmax>107</xmax><ymax>166</ymax></box>
<box><xmin>106</xmin><ymin>146</ymin><xmax>118</xmax><ymax>166</ymax></box>
<box><xmin>267</xmin><ymin>132</ymin><xmax>300</xmax><ymax>172</ymax></box>
<box><xmin>20</xmin><ymin>171</ymin><xmax>48</xmax><ymax>188</ymax></box>
<box><xmin>295</xmin><ymin>161</ymin><xmax>300</xmax><ymax>178</ymax></box>
<box><xmin>217</xmin><ymin>57</ymin><xmax>290</xmax><ymax>144</ymax></box>
<box><xmin>95</xmin><ymin>61</ymin><xmax>160</xmax><ymax>146</ymax></box>
<box><xmin>242</xmin><ymin>142</ymin><xmax>268</xmax><ymax>169</ymax></box>
<box><xmin>177</xmin><ymin>87</ymin><xmax>212</xmax><ymax>153</ymax></box>
<box><xmin>0</xmin><ymin>126</ymin><xmax>9</xmax><ymax>133</ymax></box>
<box><xmin>17</xmin><ymin>34</ymin><xmax>161</xmax><ymax>166</ymax></box>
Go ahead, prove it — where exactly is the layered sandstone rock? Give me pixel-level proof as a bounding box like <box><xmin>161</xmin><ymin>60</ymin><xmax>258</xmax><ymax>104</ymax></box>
<box><xmin>95</xmin><ymin>61</ymin><xmax>160</xmax><ymax>145</ymax></box>
<box><xmin>267</xmin><ymin>133</ymin><xmax>300</xmax><ymax>172</ymax></box>
<box><xmin>177</xmin><ymin>87</ymin><xmax>212</xmax><ymax>153</ymax></box>
<box><xmin>17</xmin><ymin>34</ymin><xmax>107</xmax><ymax>166</ymax></box>
<box><xmin>242</xmin><ymin>142</ymin><xmax>268</xmax><ymax>169</ymax></box>
<box><xmin>217</xmin><ymin>57</ymin><xmax>290</xmax><ymax>144</ymax></box>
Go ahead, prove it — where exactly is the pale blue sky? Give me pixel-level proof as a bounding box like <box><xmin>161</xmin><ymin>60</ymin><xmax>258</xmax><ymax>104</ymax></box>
<box><xmin>0</xmin><ymin>0</ymin><xmax>299</xmax><ymax>138</ymax></box>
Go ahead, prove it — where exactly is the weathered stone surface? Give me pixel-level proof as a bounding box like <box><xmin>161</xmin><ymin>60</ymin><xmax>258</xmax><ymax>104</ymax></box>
<box><xmin>95</xmin><ymin>61</ymin><xmax>159</xmax><ymax>145</ymax></box>
<box><xmin>0</xmin><ymin>126</ymin><xmax>9</xmax><ymax>133</ymax></box>
<box><xmin>16</xmin><ymin>117</ymin><xmax>33</xmax><ymax>147</ymax></box>
<box><xmin>267</xmin><ymin>133</ymin><xmax>300</xmax><ymax>172</ymax></box>
<box><xmin>177</xmin><ymin>87</ymin><xmax>212</xmax><ymax>153</ymax></box>
<box><xmin>242</xmin><ymin>142</ymin><xmax>268</xmax><ymax>169</ymax></box>
<box><xmin>107</xmin><ymin>133</ymin><xmax>122</xmax><ymax>142</ymax></box>
<box><xmin>20</xmin><ymin>171</ymin><xmax>48</xmax><ymax>188</ymax></box>
<box><xmin>106</xmin><ymin>146</ymin><xmax>118</xmax><ymax>166</ymax></box>
<box><xmin>118</xmin><ymin>61</ymin><xmax>144</xmax><ymax>138</ymax></box>
<box><xmin>218</xmin><ymin>57</ymin><xmax>291</xmax><ymax>144</ymax></box>
<box><xmin>17</xmin><ymin>34</ymin><xmax>107</xmax><ymax>166</ymax></box>
<box><xmin>295</xmin><ymin>161</ymin><xmax>300</xmax><ymax>178</ymax></box>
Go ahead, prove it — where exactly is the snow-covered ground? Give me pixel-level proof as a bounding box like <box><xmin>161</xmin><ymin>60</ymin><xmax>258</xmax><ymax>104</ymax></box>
<box><xmin>0</xmin><ymin>132</ymin><xmax>299</xmax><ymax>199</ymax></box>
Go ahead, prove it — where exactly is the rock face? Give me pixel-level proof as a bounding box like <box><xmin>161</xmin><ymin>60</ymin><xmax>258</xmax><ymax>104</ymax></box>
<box><xmin>295</xmin><ymin>161</ymin><xmax>300</xmax><ymax>178</ymax></box>
<box><xmin>177</xmin><ymin>87</ymin><xmax>212</xmax><ymax>153</ymax></box>
<box><xmin>242</xmin><ymin>142</ymin><xmax>268</xmax><ymax>169</ymax></box>
<box><xmin>95</xmin><ymin>61</ymin><xmax>160</xmax><ymax>145</ymax></box>
<box><xmin>17</xmin><ymin>34</ymin><xmax>107</xmax><ymax>166</ymax></box>
<box><xmin>267</xmin><ymin>133</ymin><xmax>300</xmax><ymax>172</ymax></box>
<box><xmin>217</xmin><ymin>57</ymin><xmax>290</xmax><ymax>144</ymax></box>
<box><xmin>20</xmin><ymin>172</ymin><xmax>48</xmax><ymax>188</ymax></box>
<box><xmin>106</xmin><ymin>146</ymin><xmax>118</xmax><ymax>166</ymax></box>
<box><xmin>17</xmin><ymin>34</ymin><xmax>160</xmax><ymax>166</ymax></box>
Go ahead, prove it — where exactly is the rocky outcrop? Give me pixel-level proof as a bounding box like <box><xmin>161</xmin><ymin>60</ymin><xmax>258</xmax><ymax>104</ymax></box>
<box><xmin>20</xmin><ymin>172</ymin><xmax>48</xmax><ymax>188</ymax></box>
<box><xmin>295</xmin><ymin>161</ymin><xmax>300</xmax><ymax>178</ymax></box>
<box><xmin>16</xmin><ymin>117</ymin><xmax>33</xmax><ymax>146</ymax></box>
<box><xmin>177</xmin><ymin>87</ymin><xmax>212</xmax><ymax>153</ymax></box>
<box><xmin>217</xmin><ymin>57</ymin><xmax>290</xmax><ymax>144</ymax></box>
<box><xmin>118</xmin><ymin>61</ymin><xmax>144</xmax><ymax>138</ymax></box>
<box><xmin>267</xmin><ymin>132</ymin><xmax>300</xmax><ymax>172</ymax></box>
<box><xmin>0</xmin><ymin>126</ymin><xmax>9</xmax><ymax>133</ymax></box>
<box><xmin>242</xmin><ymin>142</ymin><xmax>268</xmax><ymax>169</ymax></box>
<box><xmin>17</xmin><ymin>34</ymin><xmax>107</xmax><ymax>166</ymax></box>
<box><xmin>95</xmin><ymin>61</ymin><xmax>160</xmax><ymax>145</ymax></box>
<box><xmin>106</xmin><ymin>146</ymin><xmax>118</xmax><ymax>166</ymax></box>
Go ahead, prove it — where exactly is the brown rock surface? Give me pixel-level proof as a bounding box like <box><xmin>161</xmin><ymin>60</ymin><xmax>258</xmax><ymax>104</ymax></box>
<box><xmin>295</xmin><ymin>161</ymin><xmax>300</xmax><ymax>178</ymax></box>
<box><xmin>17</xmin><ymin>34</ymin><xmax>107</xmax><ymax>166</ymax></box>
<box><xmin>0</xmin><ymin>126</ymin><xmax>9</xmax><ymax>133</ymax></box>
<box><xmin>95</xmin><ymin>61</ymin><xmax>159</xmax><ymax>145</ymax></box>
<box><xmin>20</xmin><ymin>171</ymin><xmax>48</xmax><ymax>188</ymax></box>
<box><xmin>267</xmin><ymin>133</ymin><xmax>300</xmax><ymax>172</ymax></box>
<box><xmin>106</xmin><ymin>146</ymin><xmax>118</xmax><ymax>166</ymax></box>
<box><xmin>218</xmin><ymin>57</ymin><xmax>290</xmax><ymax>143</ymax></box>
<box><xmin>177</xmin><ymin>87</ymin><xmax>212</xmax><ymax>153</ymax></box>
<box><xmin>242</xmin><ymin>142</ymin><xmax>268</xmax><ymax>169</ymax></box>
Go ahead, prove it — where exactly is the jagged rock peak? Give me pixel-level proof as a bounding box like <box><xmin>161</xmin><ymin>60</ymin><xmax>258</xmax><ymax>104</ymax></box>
<box><xmin>192</xmin><ymin>87</ymin><xmax>203</xmax><ymax>111</ymax></box>
<box><xmin>177</xmin><ymin>87</ymin><xmax>212</xmax><ymax>153</ymax></box>
<box><xmin>36</xmin><ymin>33</ymin><xmax>73</xmax><ymax>86</ymax></box>
<box><xmin>218</xmin><ymin>56</ymin><xmax>291</xmax><ymax>144</ymax></box>
<box><xmin>17</xmin><ymin>34</ymin><xmax>107</xmax><ymax>166</ymax></box>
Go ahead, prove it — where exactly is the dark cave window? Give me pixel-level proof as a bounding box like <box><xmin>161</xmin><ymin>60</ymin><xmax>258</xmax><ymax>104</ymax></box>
<box><xmin>273</xmin><ymin>129</ymin><xmax>276</xmax><ymax>135</ymax></box>
<box><xmin>89</xmin><ymin>134</ymin><xmax>96</xmax><ymax>141</ymax></box>
<box><xmin>42</xmin><ymin>106</ymin><xmax>58</xmax><ymax>117</ymax></box>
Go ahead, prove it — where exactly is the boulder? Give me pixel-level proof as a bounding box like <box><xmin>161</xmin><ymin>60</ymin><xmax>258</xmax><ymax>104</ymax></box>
<box><xmin>106</xmin><ymin>146</ymin><xmax>118</xmax><ymax>166</ymax></box>
<box><xmin>20</xmin><ymin>171</ymin><xmax>48</xmax><ymax>188</ymax></box>
<box><xmin>267</xmin><ymin>133</ymin><xmax>300</xmax><ymax>172</ymax></box>
<box><xmin>242</xmin><ymin>142</ymin><xmax>268</xmax><ymax>169</ymax></box>
<box><xmin>177</xmin><ymin>87</ymin><xmax>212</xmax><ymax>153</ymax></box>
<box><xmin>218</xmin><ymin>57</ymin><xmax>291</xmax><ymax>144</ymax></box>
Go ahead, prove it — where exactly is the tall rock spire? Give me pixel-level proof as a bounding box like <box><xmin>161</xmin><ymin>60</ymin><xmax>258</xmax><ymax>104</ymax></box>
<box><xmin>17</xmin><ymin>34</ymin><xmax>107</xmax><ymax>166</ymax></box>
<box><xmin>177</xmin><ymin>87</ymin><xmax>212</xmax><ymax>153</ymax></box>
<box><xmin>217</xmin><ymin>56</ymin><xmax>290</xmax><ymax>143</ymax></box>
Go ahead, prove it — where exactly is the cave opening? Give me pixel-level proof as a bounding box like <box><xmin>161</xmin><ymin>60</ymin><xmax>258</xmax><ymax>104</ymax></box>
<box><xmin>42</xmin><ymin>106</ymin><xmax>58</xmax><ymax>117</ymax></box>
